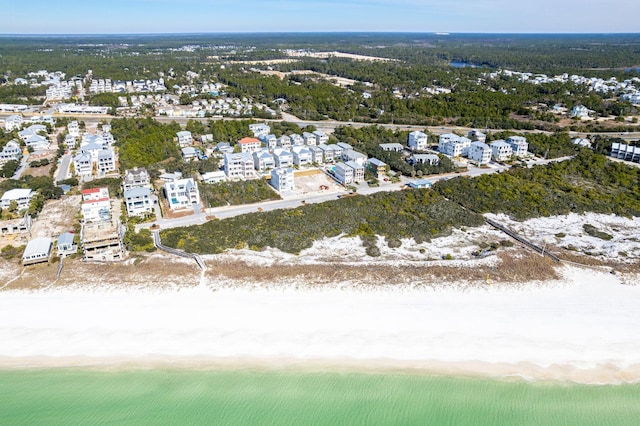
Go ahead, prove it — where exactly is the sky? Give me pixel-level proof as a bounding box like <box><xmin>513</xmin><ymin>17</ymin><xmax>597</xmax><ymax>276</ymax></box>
<box><xmin>3</xmin><ymin>0</ymin><xmax>640</xmax><ymax>34</ymax></box>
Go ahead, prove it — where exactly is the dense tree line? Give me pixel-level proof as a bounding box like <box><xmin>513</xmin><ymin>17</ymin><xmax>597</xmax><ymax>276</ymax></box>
<box><xmin>110</xmin><ymin>118</ymin><xmax>181</xmax><ymax>170</ymax></box>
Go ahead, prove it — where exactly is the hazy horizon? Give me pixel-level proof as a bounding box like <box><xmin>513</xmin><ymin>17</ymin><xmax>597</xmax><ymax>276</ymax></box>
<box><xmin>4</xmin><ymin>0</ymin><xmax>640</xmax><ymax>35</ymax></box>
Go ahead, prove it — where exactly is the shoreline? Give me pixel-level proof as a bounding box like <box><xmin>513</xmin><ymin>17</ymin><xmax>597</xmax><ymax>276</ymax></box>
<box><xmin>1</xmin><ymin>265</ymin><xmax>639</xmax><ymax>386</ymax></box>
<box><xmin>2</xmin><ymin>355</ymin><xmax>640</xmax><ymax>385</ymax></box>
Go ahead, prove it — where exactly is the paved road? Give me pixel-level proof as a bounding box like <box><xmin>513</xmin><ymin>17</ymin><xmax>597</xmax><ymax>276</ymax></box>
<box><xmin>11</xmin><ymin>153</ymin><xmax>30</xmax><ymax>180</ymax></box>
<box><xmin>55</xmin><ymin>153</ymin><xmax>72</xmax><ymax>182</ymax></box>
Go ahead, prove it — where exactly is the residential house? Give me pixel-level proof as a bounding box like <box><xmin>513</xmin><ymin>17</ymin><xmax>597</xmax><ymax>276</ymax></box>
<box><xmin>407</xmin><ymin>179</ymin><xmax>432</xmax><ymax>189</ymax></box>
<box><xmin>345</xmin><ymin>161</ymin><xmax>365</xmax><ymax>183</ymax></box>
<box><xmin>25</xmin><ymin>135</ymin><xmax>50</xmax><ymax>151</ymax></box>
<box><xmin>124</xmin><ymin>187</ymin><xmax>153</xmax><ymax>217</ymax></box>
<box><xmin>292</xmin><ymin>146</ymin><xmax>312</xmax><ymax>166</ymax></box>
<box><xmin>490</xmin><ymin>140</ymin><xmax>513</xmax><ymax>161</ymax></box>
<box><xmin>379</xmin><ymin>143</ymin><xmax>404</xmax><ymax>152</ymax></box>
<box><xmin>56</xmin><ymin>232</ymin><xmax>77</xmax><ymax>256</ymax></box>
<box><xmin>4</xmin><ymin>114</ymin><xmax>23</xmax><ymax>131</ymax></box>
<box><xmin>67</xmin><ymin>121</ymin><xmax>80</xmax><ymax>137</ymax></box>
<box><xmin>164</xmin><ymin>178</ymin><xmax>200</xmax><ymax>210</ymax></box>
<box><xmin>572</xmin><ymin>138</ymin><xmax>592</xmax><ymax>148</ymax></box>
<box><xmin>237</xmin><ymin>137</ymin><xmax>261</xmax><ymax>153</ymax></box>
<box><xmin>367</xmin><ymin>158</ymin><xmax>387</xmax><ymax>178</ymax></box>
<box><xmin>82</xmin><ymin>187</ymin><xmax>109</xmax><ymax>202</ymax></box>
<box><xmin>408</xmin><ymin>154</ymin><xmax>440</xmax><ymax>166</ymax></box>
<box><xmin>328</xmin><ymin>144</ymin><xmax>344</xmax><ymax>158</ymax></box>
<box><xmin>18</xmin><ymin>124</ymin><xmax>47</xmax><ymax>141</ymax></box>
<box><xmin>270</xmin><ymin>167</ymin><xmax>295</xmax><ymax>192</ymax></box>
<box><xmin>0</xmin><ymin>140</ymin><xmax>22</xmax><ymax>164</ymax></box>
<box><xmin>468</xmin><ymin>142</ymin><xmax>492</xmax><ymax>165</ymax></box>
<box><xmin>308</xmin><ymin>145</ymin><xmax>323</xmax><ymax>164</ymax></box>
<box><xmin>317</xmin><ymin>144</ymin><xmax>335</xmax><ymax>162</ymax></box>
<box><xmin>262</xmin><ymin>134</ymin><xmax>277</xmax><ymax>150</ymax></box>
<box><xmin>313</xmin><ymin>130</ymin><xmax>329</xmax><ymax>145</ymax></box>
<box><xmin>303</xmin><ymin>132</ymin><xmax>317</xmax><ymax>146</ymax></box>
<box><xmin>273</xmin><ymin>148</ymin><xmax>294</xmax><ymax>168</ymax></box>
<box><xmin>571</xmin><ymin>105</ymin><xmax>590</xmax><ymax>119</ymax></box>
<box><xmin>81</xmin><ymin>220</ymin><xmax>124</xmax><ymax>262</ymax></box>
<box><xmin>1</xmin><ymin>188</ymin><xmax>35</xmax><ymax>210</ymax></box>
<box><xmin>215</xmin><ymin>142</ymin><xmax>234</xmax><ymax>154</ymax></box>
<box><xmin>81</xmin><ymin>188</ymin><xmax>111</xmax><ymax>223</ymax></box>
<box><xmin>64</xmin><ymin>134</ymin><xmax>77</xmax><ymax>149</ymax></box>
<box><xmin>276</xmin><ymin>135</ymin><xmax>292</xmax><ymax>150</ymax></box>
<box><xmin>0</xmin><ymin>215</ymin><xmax>32</xmax><ymax>235</ymax></box>
<box><xmin>72</xmin><ymin>152</ymin><xmax>93</xmax><ymax>177</ymax></box>
<box><xmin>334</xmin><ymin>162</ymin><xmax>354</xmax><ymax>185</ymax></box>
<box><xmin>223</xmin><ymin>152</ymin><xmax>255</xmax><ymax>179</ymax></box>
<box><xmin>181</xmin><ymin>147</ymin><xmax>198</xmax><ymax>161</ymax></box>
<box><xmin>97</xmin><ymin>149</ymin><xmax>116</xmax><ymax>175</ymax></box>
<box><xmin>290</xmin><ymin>134</ymin><xmax>304</xmax><ymax>146</ymax></box>
<box><xmin>468</xmin><ymin>129</ymin><xmax>486</xmax><ymax>143</ymax></box>
<box><xmin>342</xmin><ymin>149</ymin><xmax>367</xmax><ymax>166</ymax></box>
<box><xmin>507</xmin><ymin>136</ymin><xmax>528</xmax><ymax>157</ymax></box>
<box><xmin>22</xmin><ymin>237</ymin><xmax>53</xmax><ymax>266</ymax></box>
<box><xmin>253</xmin><ymin>149</ymin><xmax>276</xmax><ymax>173</ymax></box>
<box><xmin>439</xmin><ymin>134</ymin><xmax>471</xmax><ymax>158</ymax></box>
<box><xmin>176</xmin><ymin>130</ymin><xmax>193</xmax><ymax>147</ymax></box>
<box><xmin>337</xmin><ymin>142</ymin><xmax>353</xmax><ymax>151</ymax></box>
<box><xmin>610</xmin><ymin>142</ymin><xmax>640</xmax><ymax>163</ymax></box>
<box><xmin>200</xmin><ymin>171</ymin><xmax>227</xmax><ymax>184</ymax></box>
<box><xmin>408</xmin><ymin>131</ymin><xmax>428</xmax><ymax>151</ymax></box>
<box><xmin>249</xmin><ymin>123</ymin><xmax>270</xmax><ymax>138</ymax></box>
<box><xmin>159</xmin><ymin>171</ymin><xmax>182</xmax><ymax>182</ymax></box>
<box><xmin>122</xmin><ymin>167</ymin><xmax>151</xmax><ymax>191</ymax></box>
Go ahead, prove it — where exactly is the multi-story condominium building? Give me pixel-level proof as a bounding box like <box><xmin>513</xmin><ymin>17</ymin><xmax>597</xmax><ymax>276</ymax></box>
<box><xmin>468</xmin><ymin>142</ymin><xmax>492</xmax><ymax>165</ymax></box>
<box><xmin>490</xmin><ymin>140</ymin><xmax>513</xmax><ymax>161</ymax></box>
<box><xmin>270</xmin><ymin>167</ymin><xmax>295</xmax><ymax>192</ymax></box>
<box><xmin>408</xmin><ymin>131</ymin><xmax>428</xmax><ymax>151</ymax></box>
<box><xmin>164</xmin><ymin>178</ymin><xmax>200</xmax><ymax>210</ymax></box>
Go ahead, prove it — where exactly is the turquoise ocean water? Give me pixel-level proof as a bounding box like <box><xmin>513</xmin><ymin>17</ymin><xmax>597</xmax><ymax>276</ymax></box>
<box><xmin>1</xmin><ymin>369</ymin><xmax>639</xmax><ymax>425</ymax></box>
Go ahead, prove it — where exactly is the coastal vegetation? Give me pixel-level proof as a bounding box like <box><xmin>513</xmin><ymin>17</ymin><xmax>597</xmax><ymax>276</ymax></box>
<box><xmin>434</xmin><ymin>151</ymin><xmax>640</xmax><ymax>220</ymax></box>
<box><xmin>160</xmin><ymin>189</ymin><xmax>484</xmax><ymax>254</ymax></box>
<box><xmin>198</xmin><ymin>179</ymin><xmax>281</xmax><ymax>208</ymax></box>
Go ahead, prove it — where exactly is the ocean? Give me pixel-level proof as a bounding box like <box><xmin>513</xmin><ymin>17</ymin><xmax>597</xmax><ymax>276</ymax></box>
<box><xmin>1</xmin><ymin>369</ymin><xmax>639</xmax><ymax>425</ymax></box>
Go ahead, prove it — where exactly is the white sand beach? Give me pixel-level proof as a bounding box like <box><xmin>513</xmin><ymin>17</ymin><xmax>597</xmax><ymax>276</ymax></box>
<box><xmin>0</xmin><ymin>265</ymin><xmax>639</xmax><ymax>384</ymax></box>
